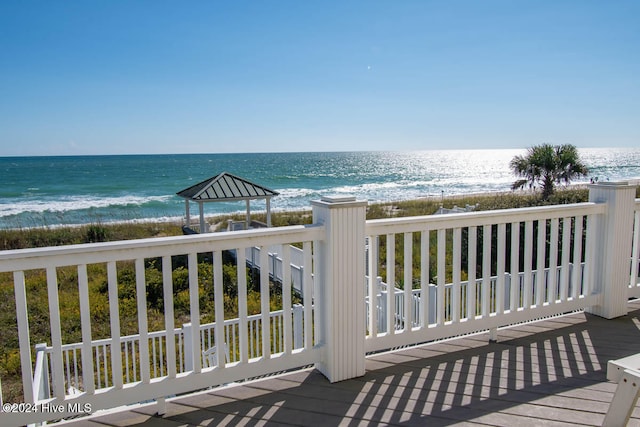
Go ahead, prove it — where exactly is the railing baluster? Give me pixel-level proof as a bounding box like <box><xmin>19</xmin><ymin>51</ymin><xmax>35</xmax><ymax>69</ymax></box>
<box><xmin>225</xmin><ymin>323</ymin><xmax>231</xmax><ymax>362</ymax></box>
<box><xmin>279</xmin><ymin>313</ymin><xmax>284</xmax><ymax>352</ymax></box>
<box><xmin>386</xmin><ymin>234</ymin><xmax>396</xmax><ymax>332</ymax></box>
<box><xmin>102</xmin><ymin>343</ymin><xmax>109</xmax><ymax>387</ymax></box>
<box><xmin>509</xmin><ymin>222</ymin><xmax>520</xmax><ymax>311</ymax></box>
<box><xmin>420</xmin><ymin>230</ymin><xmax>429</xmax><ymax>326</ymax></box>
<box><xmin>481</xmin><ymin>225</ymin><xmax>491</xmax><ymax>318</ymax></box>
<box><xmin>560</xmin><ymin>217</ymin><xmax>572</xmax><ymax>302</ymax></box>
<box><xmin>203</xmin><ymin>327</ymin><xmax>209</xmax><ymax>362</ymax></box>
<box><xmin>496</xmin><ymin>223</ymin><xmax>506</xmax><ymax>315</ymax></box>
<box><xmin>64</xmin><ymin>345</ymin><xmax>70</xmax><ymax>390</ymax></box>
<box><xmin>132</xmin><ymin>340</ymin><xmax>138</xmax><ymax>381</ymax></box>
<box><xmin>583</xmin><ymin>213</ymin><xmax>597</xmax><ymax>297</ymax></box>
<box><xmin>549</xmin><ymin>218</ymin><xmax>559</xmax><ymax>303</ymax></box>
<box><xmin>177</xmin><ymin>330</ymin><xmax>183</xmax><ymax>373</ymax></box>
<box><xmin>94</xmin><ymin>346</ymin><xmax>101</xmax><ymax>389</ymax></box>
<box><xmin>187</xmin><ymin>253</ymin><xmax>201</xmax><ymax>373</ymax></box>
<box><xmin>162</xmin><ymin>256</ymin><xmax>178</xmax><ymax>377</ymax></box>
<box><xmin>259</xmin><ymin>247</ymin><xmax>271</xmax><ymax>359</ymax></box>
<box><xmin>536</xmin><ymin>220</ymin><xmax>546</xmax><ymax>306</ymax></box>
<box><xmin>213</xmin><ymin>250</ymin><xmax>225</xmax><ymax>368</ymax></box>
<box><xmin>418</xmin><ymin>229</ymin><xmax>430</xmax><ymax>328</ymax></box>
<box><xmin>272</xmin><ymin>314</ymin><xmax>278</xmax><ymax>354</ymax></box>
<box><xmin>572</xmin><ymin>215</ymin><xmax>584</xmax><ymax>299</ymax></box>
<box><xmin>368</xmin><ymin>235</ymin><xmax>379</xmax><ymax>335</ymax></box>
<box><xmin>123</xmin><ymin>341</ymin><xmax>130</xmax><ymax>382</ymax></box>
<box><xmin>72</xmin><ymin>348</ymin><xmax>79</xmax><ymax>390</ymax></box>
<box><xmin>467</xmin><ymin>227</ymin><xmax>477</xmax><ymax>319</ymax></box>
<box><xmin>523</xmin><ymin>221</ymin><xmax>533</xmax><ymax>309</ymax></box>
<box><xmin>249</xmin><ymin>319</ymin><xmax>255</xmax><ymax>358</ymax></box>
<box><xmin>303</xmin><ymin>241</ymin><xmax>313</xmax><ymax>349</ymax></box>
<box><xmin>46</xmin><ymin>267</ymin><xmax>66</xmax><ymax>399</ymax></box>
<box><xmin>159</xmin><ymin>336</ymin><xmax>165</xmax><ymax>377</ymax></box>
<box><xmin>152</xmin><ymin>337</ymin><xmax>157</xmax><ymax>378</ymax></box>
<box><xmin>436</xmin><ymin>229</ymin><xmax>445</xmax><ymax>325</ymax></box>
<box><xmin>14</xmin><ymin>271</ymin><xmax>35</xmax><ymax>403</ymax></box>
<box><xmin>106</xmin><ymin>262</ymin><xmax>123</xmax><ymax>389</ymax></box>
<box><xmin>237</xmin><ymin>248</ymin><xmax>249</xmax><ymax>363</ymax></box>
<box><xmin>452</xmin><ymin>228</ymin><xmax>462</xmax><ymax>322</ymax></box>
<box><xmin>281</xmin><ymin>245</ymin><xmax>292</xmax><ymax>354</ymax></box>
<box><xmin>231</xmin><ymin>323</ymin><xmax>238</xmax><ymax>363</ymax></box>
<box><xmin>77</xmin><ymin>264</ymin><xmax>95</xmax><ymax>394</ymax></box>
<box><xmin>404</xmin><ymin>232</ymin><xmax>413</xmax><ymax>330</ymax></box>
<box><xmin>135</xmin><ymin>258</ymin><xmax>151</xmax><ymax>383</ymax></box>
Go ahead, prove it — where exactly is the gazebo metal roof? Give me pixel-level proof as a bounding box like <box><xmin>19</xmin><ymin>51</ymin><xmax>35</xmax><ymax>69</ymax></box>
<box><xmin>177</xmin><ymin>172</ymin><xmax>279</xmax><ymax>202</ymax></box>
<box><xmin>176</xmin><ymin>172</ymin><xmax>279</xmax><ymax>232</ymax></box>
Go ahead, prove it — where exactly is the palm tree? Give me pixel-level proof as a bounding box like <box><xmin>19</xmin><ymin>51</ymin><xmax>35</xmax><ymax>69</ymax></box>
<box><xmin>510</xmin><ymin>144</ymin><xmax>588</xmax><ymax>199</ymax></box>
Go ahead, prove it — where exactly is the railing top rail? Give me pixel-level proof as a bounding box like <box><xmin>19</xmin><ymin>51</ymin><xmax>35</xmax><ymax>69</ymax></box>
<box><xmin>366</xmin><ymin>202</ymin><xmax>605</xmax><ymax>234</ymax></box>
<box><xmin>0</xmin><ymin>224</ymin><xmax>324</xmax><ymax>272</ymax></box>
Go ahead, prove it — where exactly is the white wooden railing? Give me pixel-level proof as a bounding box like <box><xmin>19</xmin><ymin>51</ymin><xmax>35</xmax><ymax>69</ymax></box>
<box><xmin>364</xmin><ymin>202</ymin><xmax>606</xmax><ymax>353</ymax></box>
<box><xmin>32</xmin><ymin>305</ymin><xmax>309</xmax><ymax>400</ymax></box>
<box><xmin>367</xmin><ymin>263</ymin><xmax>586</xmax><ymax>334</ymax></box>
<box><xmin>244</xmin><ymin>244</ymin><xmax>306</xmax><ymax>295</ymax></box>
<box><xmin>0</xmin><ymin>225</ymin><xmax>321</xmax><ymax>426</ymax></box>
<box><xmin>0</xmin><ymin>183</ymin><xmax>638</xmax><ymax>427</ymax></box>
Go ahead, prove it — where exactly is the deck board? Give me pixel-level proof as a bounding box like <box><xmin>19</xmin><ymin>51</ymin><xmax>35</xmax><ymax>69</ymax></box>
<box><xmin>59</xmin><ymin>300</ymin><xmax>640</xmax><ymax>426</ymax></box>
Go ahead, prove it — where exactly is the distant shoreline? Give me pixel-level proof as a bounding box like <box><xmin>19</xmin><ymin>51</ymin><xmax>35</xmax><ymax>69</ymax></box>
<box><xmin>2</xmin><ymin>150</ymin><xmax>638</xmax><ymax>231</ymax></box>
<box><xmin>2</xmin><ymin>180</ymin><xmax>638</xmax><ymax>234</ymax></box>
<box><xmin>0</xmin><ymin>185</ymin><xmax>581</xmax><ymax>231</ymax></box>
<box><xmin>3</xmin><ymin>184</ymin><xmax>639</xmax><ymax>251</ymax></box>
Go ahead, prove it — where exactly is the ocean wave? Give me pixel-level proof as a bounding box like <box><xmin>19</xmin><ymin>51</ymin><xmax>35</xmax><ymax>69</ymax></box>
<box><xmin>275</xmin><ymin>188</ymin><xmax>321</xmax><ymax>199</ymax></box>
<box><xmin>0</xmin><ymin>194</ymin><xmax>174</xmax><ymax>217</ymax></box>
<box><xmin>2</xmin><ymin>149</ymin><xmax>638</xmax><ymax>228</ymax></box>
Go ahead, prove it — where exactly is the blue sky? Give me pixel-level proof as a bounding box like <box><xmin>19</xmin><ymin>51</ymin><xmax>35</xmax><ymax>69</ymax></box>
<box><xmin>0</xmin><ymin>1</ymin><xmax>638</xmax><ymax>156</ymax></box>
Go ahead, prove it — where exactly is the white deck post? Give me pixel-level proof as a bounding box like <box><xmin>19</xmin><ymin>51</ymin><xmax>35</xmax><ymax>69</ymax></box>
<box><xmin>311</xmin><ymin>195</ymin><xmax>367</xmax><ymax>382</ymax></box>
<box><xmin>586</xmin><ymin>182</ymin><xmax>636</xmax><ymax>319</ymax></box>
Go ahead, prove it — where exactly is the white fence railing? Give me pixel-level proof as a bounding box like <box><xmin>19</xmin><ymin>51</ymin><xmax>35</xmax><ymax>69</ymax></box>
<box><xmin>33</xmin><ymin>305</ymin><xmax>309</xmax><ymax>399</ymax></box>
<box><xmin>0</xmin><ymin>183</ymin><xmax>638</xmax><ymax>427</ymax></box>
<box><xmin>0</xmin><ymin>225</ymin><xmax>321</xmax><ymax>426</ymax></box>
<box><xmin>367</xmin><ymin>263</ymin><xmax>586</xmax><ymax>334</ymax></box>
<box><xmin>364</xmin><ymin>202</ymin><xmax>606</xmax><ymax>353</ymax></box>
<box><xmin>245</xmin><ymin>244</ymin><xmax>307</xmax><ymax>296</ymax></box>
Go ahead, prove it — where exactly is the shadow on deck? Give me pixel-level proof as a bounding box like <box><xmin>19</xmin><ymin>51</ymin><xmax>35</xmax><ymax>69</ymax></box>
<box><xmin>62</xmin><ymin>300</ymin><xmax>640</xmax><ymax>427</ymax></box>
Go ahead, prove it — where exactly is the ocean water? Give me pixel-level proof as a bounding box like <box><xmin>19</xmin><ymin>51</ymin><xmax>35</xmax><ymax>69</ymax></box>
<box><xmin>1</xmin><ymin>148</ymin><xmax>639</xmax><ymax>229</ymax></box>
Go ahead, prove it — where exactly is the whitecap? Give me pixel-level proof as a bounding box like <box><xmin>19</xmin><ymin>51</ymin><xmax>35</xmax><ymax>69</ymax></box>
<box><xmin>0</xmin><ymin>194</ymin><xmax>174</xmax><ymax>217</ymax></box>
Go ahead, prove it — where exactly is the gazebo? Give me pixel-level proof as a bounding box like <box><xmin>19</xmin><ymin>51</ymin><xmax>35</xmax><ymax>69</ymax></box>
<box><xmin>176</xmin><ymin>172</ymin><xmax>279</xmax><ymax>232</ymax></box>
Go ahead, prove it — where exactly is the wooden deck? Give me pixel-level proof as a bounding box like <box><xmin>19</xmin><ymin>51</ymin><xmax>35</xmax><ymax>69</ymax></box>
<box><xmin>60</xmin><ymin>300</ymin><xmax>640</xmax><ymax>427</ymax></box>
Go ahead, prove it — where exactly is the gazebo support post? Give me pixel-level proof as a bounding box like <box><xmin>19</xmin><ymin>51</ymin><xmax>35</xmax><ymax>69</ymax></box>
<box><xmin>266</xmin><ymin>197</ymin><xmax>272</xmax><ymax>227</ymax></box>
<box><xmin>185</xmin><ymin>200</ymin><xmax>191</xmax><ymax>227</ymax></box>
<box><xmin>246</xmin><ymin>200</ymin><xmax>251</xmax><ymax>229</ymax></box>
<box><xmin>199</xmin><ymin>202</ymin><xmax>205</xmax><ymax>233</ymax></box>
